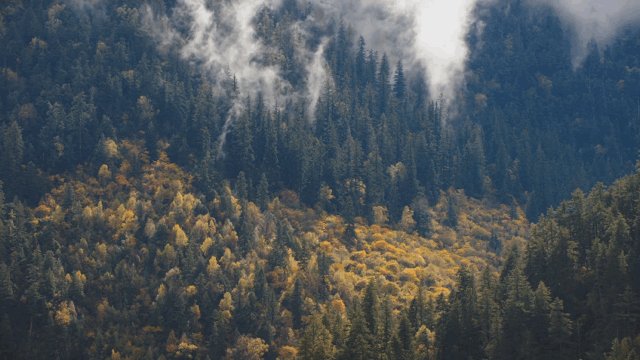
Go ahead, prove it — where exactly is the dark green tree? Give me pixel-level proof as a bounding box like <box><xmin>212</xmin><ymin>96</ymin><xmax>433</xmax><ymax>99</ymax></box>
<box><xmin>300</xmin><ymin>314</ymin><xmax>335</xmax><ymax>360</ymax></box>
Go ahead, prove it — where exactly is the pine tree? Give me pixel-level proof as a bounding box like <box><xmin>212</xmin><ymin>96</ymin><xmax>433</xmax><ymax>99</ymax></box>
<box><xmin>531</xmin><ymin>282</ymin><xmax>552</xmax><ymax>356</ymax></box>
<box><xmin>606</xmin><ymin>335</ymin><xmax>640</xmax><ymax>360</ymax></box>
<box><xmin>547</xmin><ymin>298</ymin><xmax>573</xmax><ymax>359</ymax></box>
<box><xmin>409</xmin><ymin>286</ymin><xmax>426</xmax><ymax>330</ymax></box>
<box><xmin>396</xmin><ymin>314</ymin><xmax>414</xmax><ymax>360</ymax></box>
<box><xmin>269</xmin><ymin>220</ymin><xmax>294</xmax><ymax>269</ymax></box>
<box><xmin>235</xmin><ymin>171</ymin><xmax>249</xmax><ymax>201</ymax></box>
<box><xmin>497</xmin><ymin>261</ymin><xmax>534</xmax><ymax>360</ymax></box>
<box><xmin>0</xmin><ymin>263</ymin><xmax>14</xmax><ymax>307</ymax></box>
<box><xmin>363</xmin><ymin>279</ymin><xmax>381</xmax><ymax>337</ymax></box>
<box><xmin>436</xmin><ymin>267</ymin><xmax>483</xmax><ymax>360</ymax></box>
<box><xmin>342</xmin><ymin>301</ymin><xmax>374</xmax><ymax>360</ymax></box>
<box><xmin>343</xmin><ymin>223</ymin><xmax>357</xmax><ymax>249</ymax></box>
<box><xmin>477</xmin><ymin>268</ymin><xmax>500</xmax><ymax>358</ymax></box>
<box><xmin>380</xmin><ymin>297</ymin><xmax>395</xmax><ymax>352</ymax></box>
<box><xmin>300</xmin><ymin>315</ymin><xmax>335</xmax><ymax>360</ymax></box>
<box><xmin>393</xmin><ymin>61</ymin><xmax>405</xmax><ymax>100</ymax></box>
<box><xmin>377</xmin><ymin>54</ymin><xmax>391</xmax><ymax>116</ymax></box>
<box><xmin>290</xmin><ymin>277</ymin><xmax>304</xmax><ymax>329</ymax></box>
<box><xmin>0</xmin><ymin>121</ymin><xmax>24</xmax><ymax>174</ymax></box>
<box><xmin>356</xmin><ymin>36</ymin><xmax>367</xmax><ymax>90</ymax></box>
<box><xmin>0</xmin><ymin>180</ymin><xmax>4</xmax><ymax>220</ymax></box>
<box><xmin>0</xmin><ymin>314</ymin><xmax>13</xmax><ymax>358</ymax></box>
<box><xmin>412</xmin><ymin>194</ymin><xmax>431</xmax><ymax>236</ymax></box>
<box><xmin>0</xmin><ymin>121</ymin><xmax>24</xmax><ymax>197</ymax></box>
<box><xmin>614</xmin><ymin>286</ymin><xmax>640</xmax><ymax>337</ymax></box>
<box><xmin>257</xmin><ymin>173</ymin><xmax>270</xmax><ymax>210</ymax></box>
<box><xmin>226</xmin><ymin>108</ymin><xmax>255</xmax><ymax>178</ymax></box>
<box><xmin>210</xmin><ymin>309</ymin><xmax>231</xmax><ymax>359</ymax></box>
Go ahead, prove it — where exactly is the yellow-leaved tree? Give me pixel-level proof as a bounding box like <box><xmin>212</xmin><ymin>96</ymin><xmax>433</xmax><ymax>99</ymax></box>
<box><xmin>173</xmin><ymin>224</ymin><xmax>189</xmax><ymax>247</ymax></box>
<box><xmin>225</xmin><ymin>336</ymin><xmax>269</xmax><ymax>360</ymax></box>
<box><xmin>399</xmin><ymin>206</ymin><xmax>416</xmax><ymax>232</ymax></box>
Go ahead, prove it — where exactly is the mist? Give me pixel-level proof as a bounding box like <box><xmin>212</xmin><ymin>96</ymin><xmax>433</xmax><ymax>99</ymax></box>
<box><xmin>64</xmin><ymin>0</ymin><xmax>107</xmax><ymax>17</ymax></box>
<box><xmin>531</xmin><ymin>0</ymin><xmax>640</xmax><ymax>68</ymax></box>
<box><xmin>79</xmin><ymin>0</ymin><xmax>640</xmax><ymax>119</ymax></box>
<box><xmin>171</xmin><ymin>0</ymin><xmax>288</xmax><ymax>100</ymax></box>
<box><xmin>141</xmin><ymin>0</ymin><xmax>490</xmax><ymax>114</ymax></box>
<box><xmin>140</xmin><ymin>0</ymin><xmax>490</xmax><ymax>126</ymax></box>
<box><xmin>410</xmin><ymin>0</ymin><xmax>483</xmax><ymax>100</ymax></box>
<box><xmin>143</xmin><ymin>0</ymin><xmax>293</xmax><ymax>157</ymax></box>
<box><xmin>304</xmin><ymin>39</ymin><xmax>331</xmax><ymax>123</ymax></box>
<box><xmin>312</xmin><ymin>0</ymin><xmax>487</xmax><ymax>103</ymax></box>
<box><xmin>65</xmin><ymin>0</ymin><xmax>103</xmax><ymax>10</ymax></box>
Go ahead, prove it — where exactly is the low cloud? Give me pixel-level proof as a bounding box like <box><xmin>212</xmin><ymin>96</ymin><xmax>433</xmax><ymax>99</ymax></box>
<box><xmin>312</xmin><ymin>0</ymin><xmax>489</xmax><ymax>103</ymax></box>
<box><xmin>143</xmin><ymin>0</ymin><xmax>293</xmax><ymax>157</ymax></box>
<box><xmin>531</xmin><ymin>0</ymin><xmax>640</xmax><ymax>67</ymax></box>
<box><xmin>82</xmin><ymin>0</ymin><xmax>640</xmax><ymax>130</ymax></box>
<box><xmin>304</xmin><ymin>39</ymin><xmax>331</xmax><ymax>122</ymax></box>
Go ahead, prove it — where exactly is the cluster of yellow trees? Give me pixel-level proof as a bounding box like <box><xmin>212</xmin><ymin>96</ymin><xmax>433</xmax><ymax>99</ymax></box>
<box><xmin>26</xmin><ymin>139</ymin><xmax>529</xmax><ymax>358</ymax></box>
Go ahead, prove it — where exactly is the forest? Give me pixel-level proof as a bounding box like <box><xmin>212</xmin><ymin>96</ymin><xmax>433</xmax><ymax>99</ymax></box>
<box><xmin>0</xmin><ymin>0</ymin><xmax>639</xmax><ymax>359</ymax></box>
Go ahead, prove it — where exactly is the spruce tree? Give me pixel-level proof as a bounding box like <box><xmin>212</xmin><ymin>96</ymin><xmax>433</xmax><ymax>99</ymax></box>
<box><xmin>300</xmin><ymin>315</ymin><xmax>335</xmax><ymax>360</ymax></box>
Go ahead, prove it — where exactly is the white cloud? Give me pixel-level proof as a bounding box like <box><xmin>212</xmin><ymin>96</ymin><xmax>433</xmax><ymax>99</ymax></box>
<box><xmin>312</xmin><ymin>0</ymin><xmax>487</xmax><ymax>102</ymax></box>
<box><xmin>143</xmin><ymin>0</ymin><xmax>293</xmax><ymax>157</ymax></box>
<box><xmin>304</xmin><ymin>39</ymin><xmax>331</xmax><ymax>123</ymax></box>
<box><xmin>411</xmin><ymin>0</ymin><xmax>481</xmax><ymax>100</ymax></box>
<box><xmin>174</xmin><ymin>0</ymin><xmax>288</xmax><ymax>100</ymax></box>
<box><xmin>78</xmin><ymin>0</ymin><xmax>640</xmax><ymax>115</ymax></box>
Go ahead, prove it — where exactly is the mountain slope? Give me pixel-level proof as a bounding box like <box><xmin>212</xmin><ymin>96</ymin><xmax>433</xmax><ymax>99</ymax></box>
<box><xmin>1</xmin><ymin>0</ymin><xmax>638</xmax><ymax>218</ymax></box>
<box><xmin>0</xmin><ymin>139</ymin><xmax>526</xmax><ymax>358</ymax></box>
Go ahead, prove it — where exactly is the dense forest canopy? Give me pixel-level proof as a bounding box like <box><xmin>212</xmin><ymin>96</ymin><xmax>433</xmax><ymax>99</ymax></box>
<box><xmin>1</xmin><ymin>0</ymin><xmax>638</xmax><ymax>218</ymax></box>
<box><xmin>0</xmin><ymin>0</ymin><xmax>639</xmax><ymax>359</ymax></box>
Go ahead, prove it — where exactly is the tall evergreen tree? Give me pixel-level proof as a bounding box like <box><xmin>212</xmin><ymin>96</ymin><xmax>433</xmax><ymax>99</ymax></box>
<box><xmin>300</xmin><ymin>315</ymin><xmax>336</xmax><ymax>360</ymax></box>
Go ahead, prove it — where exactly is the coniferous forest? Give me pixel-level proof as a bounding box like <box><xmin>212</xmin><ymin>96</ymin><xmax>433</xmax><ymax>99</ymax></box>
<box><xmin>0</xmin><ymin>0</ymin><xmax>639</xmax><ymax>359</ymax></box>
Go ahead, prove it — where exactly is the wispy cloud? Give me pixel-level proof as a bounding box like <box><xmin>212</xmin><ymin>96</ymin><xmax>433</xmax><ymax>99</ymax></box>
<box><xmin>86</xmin><ymin>0</ymin><xmax>640</xmax><ymax>123</ymax></box>
<box><xmin>530</xmin><ymin>0</ymin><xmax>640</xmax><ymax>67</ymax></box>
<box><xmin>312</xmin><ymin>0</ymin><xmax>490</xmax><ymax>102</ymax></box>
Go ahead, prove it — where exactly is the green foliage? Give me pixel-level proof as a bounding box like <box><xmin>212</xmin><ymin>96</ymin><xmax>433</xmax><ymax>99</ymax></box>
<box><xmin>607</xmin><ymin>336</ymin><xmax>640</xmax><ymax>360</ymax></box>
<box><xmin>300</xmin><ymin>315</ymin><xmax>335</xmax><ymax>360</ymax></box>
<box><xmin>2</xmin><ymin>0</ymin><xmax>638</xmax><ymax>221</ymax></box>
<box><xmin>0</xmin><ymin>1</ymin><xmax>639</xmax><ymax>359</ymax></box>
<box><xmin>0</xmin><ymin>142</ymin><xmax>524</xmax><ymax>358</ymax></box>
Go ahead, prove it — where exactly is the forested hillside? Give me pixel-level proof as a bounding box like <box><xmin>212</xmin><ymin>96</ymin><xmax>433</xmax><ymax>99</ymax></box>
<box><xmin>434</xmin><ymin>164</ymin><xmax>640</xmax><ymax>359</ymax></box>
<box><xmin>1</xmin><ymin>142</ymin><xmax>639</xmax><ymax>359</ymax></box>
<box><xmin>1</xmin><ymin>0</ymin><xmax>639</xmax><ymax>218</ymax></box>
<box><xmin>0</xmin><ymin>0</ymin><xmax>639</xmax><ymax>359</ymax></box>
<box><xmin>0</xmin><ymin>139</ymin><xmax>527</xmax><ymax>358</ymax></box>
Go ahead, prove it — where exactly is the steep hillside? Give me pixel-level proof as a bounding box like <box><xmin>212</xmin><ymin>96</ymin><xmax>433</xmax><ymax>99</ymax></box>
<box><xmin>432</xmin><ymin>163</ymin><xmax>640</xmax><ymax>360</ymax></box>
<box><xmin>0</xmin><ymin>139</ymin><xmax>527</xmax><ymax>358</ymax></box>
<box><xmin>0</xmin><ymin>0</ymin><xmax>639</xmax><ymax>359</ymax></box>
<box><xmin>1</xmin><ymin>0</ymin><xmax>639</xmax><ymax>219</ymax></box>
